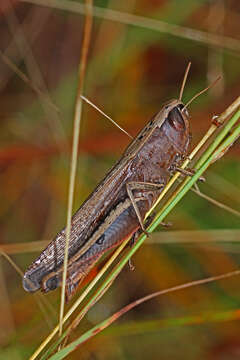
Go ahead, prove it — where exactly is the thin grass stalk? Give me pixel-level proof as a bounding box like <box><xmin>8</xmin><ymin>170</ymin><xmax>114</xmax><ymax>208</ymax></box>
<box><xmin>0</xmin><ymin>251</ymin><xmax>56</xmax><ymax>330</ymax></box>
<box><xmin>59</xmin><ymin>0</ymin><xmax>93</xmax><ymax>337</ymax></box>
<box><xmin>0</xmin><ymin>50</ymin><xmax>59</xmax><ymax>112</ymax></box>
<box><xmin>191</xmin><ymin>187</ymin><xmax>240</xmax><ymax>218</ymax></box>
<box><xmin>148</xmin><ymin>229</ymin><xmax>240</xmax><ymax>245</ymax></box>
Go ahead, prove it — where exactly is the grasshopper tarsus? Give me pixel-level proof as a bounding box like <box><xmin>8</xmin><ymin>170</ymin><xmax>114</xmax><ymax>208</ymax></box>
<box><xmin>129</xmin><ymin>212</ymin><xmax>156</xmax><ymax>247</ymax></box>
<box><xmin>175</xmin><ymin>166</ymin><xmax>205</xmax><ymax>182</ymax></box>
<box><xmin>175</xmin><ymin>166</ymin><xmax>194</xmax><ymax>177</ymax></box>
<box><xmin>160</xmin><ymin>221</ymin><xmax>172</xmax><ymax>228</ymax></box>
<box><xmin>128</xmin><ymin>259</ymin><xmax>135</xmax><ymax>271</ymax></box>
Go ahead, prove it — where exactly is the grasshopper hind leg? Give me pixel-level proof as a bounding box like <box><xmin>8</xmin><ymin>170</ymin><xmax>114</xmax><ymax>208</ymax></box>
<box><xmin>65</xmin><ymin>278</ymin><xmax>81</xmax><ymax>302</ymax></box>
<box><xmin>129</xmin><ymin>212</ymin><xmax>156</xmax><ymax>247</ymax></box>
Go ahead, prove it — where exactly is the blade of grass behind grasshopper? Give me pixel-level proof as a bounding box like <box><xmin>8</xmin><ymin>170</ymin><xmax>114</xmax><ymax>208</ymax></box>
<box><xmin>59</xmin><ymin>0</ymin><xmax>93</xmax><ymax>337</ymax></box>
<box><xmin>54</xmin><ymin>308</ymin><xmax>240</xmax><ymax>342</ymax></box>
<box><xmin>1</xmin><ymin>251</ymin><xmax>56</xmax><ymax>330</ymax></box>
<box><xmin>191</xmin><ymin>186</ymin><xmax>240</xmax><ymax>218</ymax></box>
<box><xmin>20</xmin><ymin>0</ymin><xmax>240</xmax><ymax>53</ymax></box>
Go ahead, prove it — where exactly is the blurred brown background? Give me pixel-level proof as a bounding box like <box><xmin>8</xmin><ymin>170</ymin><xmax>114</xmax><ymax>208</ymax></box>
<box><xmin>0</xmin><ymin>0</ymin><xmax>240</xmax><ymax>359</ymax></box>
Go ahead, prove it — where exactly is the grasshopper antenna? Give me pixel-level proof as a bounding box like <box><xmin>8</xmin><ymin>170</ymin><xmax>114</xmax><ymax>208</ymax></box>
<box><xmin>179</xmin><ymin>62</ymin><xmax>191</xmax><ymax>101</ymax></box>
<box><xmin>81</xmin><ymin>95</ymin><xmax>133</xmax><ymax>139</ymax></box>
<box><xmin>183</xmin><ymin>76</ymin><xmax>221</xmax><ymax>111</ymax></box>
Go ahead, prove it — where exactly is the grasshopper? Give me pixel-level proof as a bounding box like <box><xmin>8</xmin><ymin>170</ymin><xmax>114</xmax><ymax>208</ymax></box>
<box><xmin>23</xmin><ymin>67</ymin><xmax>192</xmax><ymax>301</ymax></box>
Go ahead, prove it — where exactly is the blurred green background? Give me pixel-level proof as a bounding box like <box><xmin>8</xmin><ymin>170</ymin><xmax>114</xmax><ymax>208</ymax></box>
<box><xmin>0</xmin><ymin>0</ymin><xmax>240</xmax><ymax>359</ymax></box>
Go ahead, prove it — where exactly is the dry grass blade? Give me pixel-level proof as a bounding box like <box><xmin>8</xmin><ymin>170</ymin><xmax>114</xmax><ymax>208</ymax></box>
<box><xmin>0</xmin><ymin>258</ymin><xmax>20</xmax><ymax>344</ymax></box>
<box><xmin>3</xmin><ymin>1</ymin><xmax>67</xmax><ymax>152</ymax></box>
<box><xmin>90</xmin><ymin>269</ymin><xmax>240</xmax><ymax>331</ymax></box>
<box><xmin>48</xmin><ymin>269</ymin><xmax>240</xmax><ymax>360</ymax></box>
<box><xmin>0</xmin><ymin>251</ymin><xmax>24</xmax><ymax>278</ymax></box>
<box><xmin>20</xmin><ymin>0</ymin><xmax>240</xmax><ymax>53</ymax></box>
<box><xmin>192</xmin><ymin>186</ymin><xmax>240</xmax><ymax>218</ymax></box>
<box><xmin>147</xmin><ymin>229</ymin><xmax>240</xmax><ymax>245</ymax></box>
<box><xmin>59</xmin><ymin>0</ymin><xmax>93</xmax><ymax>337</ymax></box>
<box><xmin>0</xmin><ymin>251</ymin><xmax>56</xmax><ymax>329</ymax></box>
<box><xmin>0</xmin><ymin>240</ymin><xmax>49</xmax><ymax>254</ymax></box>
<box><xmin>0</xmin><ymin>4</ymin><xmax>51</xmax><ymax>90</ymax></box>
<box><xmin>0</xmin><ymin>50</ymin><xmax>59</xmax><ymax>112</ymax></box>
<box><xmin>207</xmin><ymin>171</ymin><xmax>240</xmax><ymax>203</ymax></box>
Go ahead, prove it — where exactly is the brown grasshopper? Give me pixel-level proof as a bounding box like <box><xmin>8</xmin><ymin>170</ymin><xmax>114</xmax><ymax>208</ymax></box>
<box><xmin>23</xmin><ymin>66</ymin><xmax>193</xmax><ymax>301</ymax></box>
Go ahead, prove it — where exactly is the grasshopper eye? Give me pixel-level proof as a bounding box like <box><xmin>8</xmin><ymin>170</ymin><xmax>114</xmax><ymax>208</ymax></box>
<box><xmin>168</xmin><ymin>107</ymin><xmax>185</xmax><ymax>131</ymax></box>
<box><xmin>178</xmin><ymin>103</ymin><xmax>189</xmax><ymax>117</ymax></box>
<box><xmin>45</xmin><ymin>275</ymin><xmax>59</xmax><ymax>291</ymax></box>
